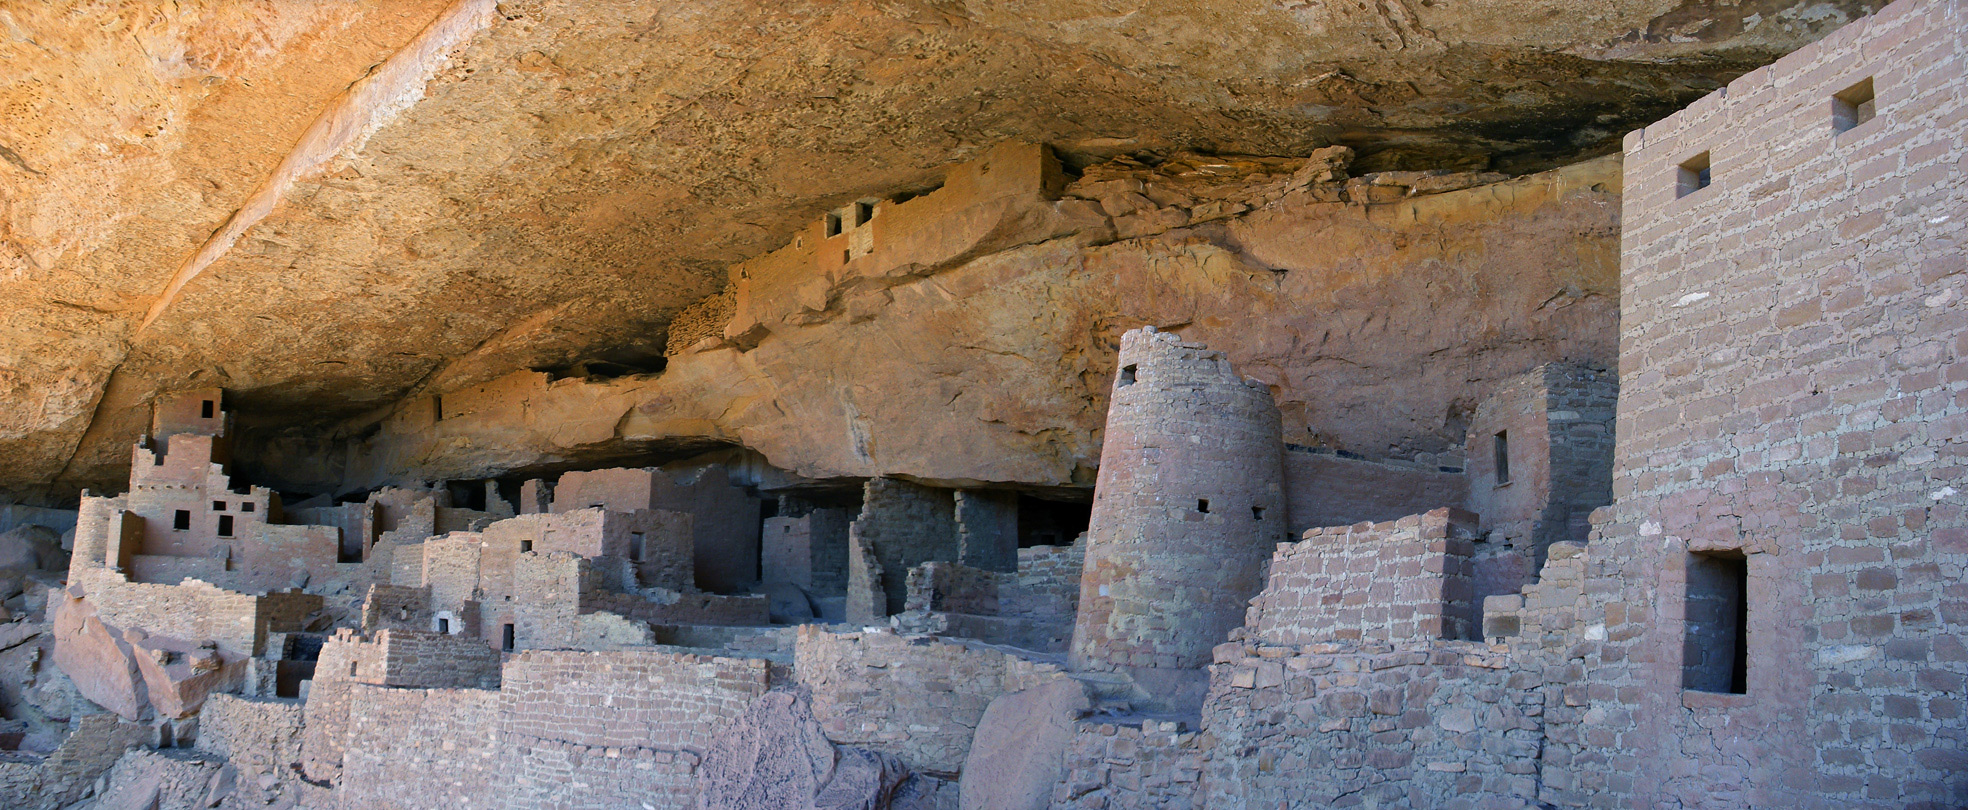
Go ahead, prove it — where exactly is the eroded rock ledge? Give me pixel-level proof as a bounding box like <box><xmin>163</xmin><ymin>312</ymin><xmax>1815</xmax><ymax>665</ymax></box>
<box><xmin>247</xmin><ymin>143</ymin><xmax>1619</xmax><ymax>495</ymax></box>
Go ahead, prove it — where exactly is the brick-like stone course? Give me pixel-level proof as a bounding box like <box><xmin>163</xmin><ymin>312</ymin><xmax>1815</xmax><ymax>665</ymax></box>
<box><xmin>1072</xmin><ymin>327</ymin><xmax>1289</xmax><ymax>673</ymax></box>
<box><xmin>847</xmin><ymin>477</ymin><xmax>960</xmax><ymax>622</ymax></box>
<box><xmin>1203</xmin><ymin>640</ymin><xmax>1552</xmax><ymax>810</ymax></box>
<box><xmin>1050</xmin><ymin>718</ymin><xmax>1206</xmax><ymax>809</ymax></box>
<box><xmin>337</xmin><ymin>685</ymin><xmax>501</xmax><ymax>810</ymax></box>
<box><xmin>1248</xmin><ymin>508</ymin><xmax>1480</xmax><ymax>645</ymax></box>
<box><xmin>1586</xmin><ymin>1</ymin><xmax>1968</xmax><ymax>806</ymax></box>
<box><xmin>496</xmin><ymin>649</ymin><xmax>769</xmax><ymax>810</ymax></box>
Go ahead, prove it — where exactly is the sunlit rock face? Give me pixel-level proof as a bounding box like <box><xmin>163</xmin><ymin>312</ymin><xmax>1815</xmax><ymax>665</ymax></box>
<box><xmin>0</xmin><ymin>0</ymin><xmax>1879</xmax><ymax>500</ymax></box>
<box><xmin>271</xmin><ymin>147</ymin><xmax>1621</xmax><ymax>495</ymax></box>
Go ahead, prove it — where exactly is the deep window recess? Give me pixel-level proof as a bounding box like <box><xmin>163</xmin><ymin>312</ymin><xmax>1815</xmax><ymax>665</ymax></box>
<box><xmin>1252</xmin><ymin>506</ymin><xmax>1266</xmax><ymax>521</ymax></box>
<box><xmin>1683</xmin><ymin>551</ymin><xmax>1750</xmax><ymax>694</ymax></box>
<box><xmin>242</xmin><ymin>502</ymin><xmax>255</xmax><ymax>513</ymax></box>
<box><xmin>520</xmin><ymin>540</ymin><xmax>533</xmax><ymax>553</ymax></box>
<box><xmin>1677</xmin><ymin>152</ymin><xmax>1712</xmax><ymax>198</ymax></box>
<box><xmin>1118</xmin><ymin>364</ymin><xmax>1137</xmax><ymax>387</ymax></box>
<box><xmin>437</xmin><ymin>618</ymin><xmax>451</xmax><ymax>634</ymax></box>
<box><xmin>1197</xmin><ymin>499</ymin><xmax>1210</xmax><ymax>514</ymax></box>
<box><xmin>1834</xmin><ymin>77</ymin><xmax>1876</xmax><ymax>132</ymax></box>
<box><xmin>200</xmin><ymin>400</ymin><xmax>214</xmax><ymax>419</ymax></box>
<box><xmin>855</xmin><ymin>201</ymin><xmax>875</xmax><ymax>225</ymax></box>
<box><xmin>502</xmin><ymin>624</ymin><xmax>516</xmax><ymax>651</ymax></box>
<box><xmin>217</xmin><ymin>515</ymin><xmax>234</xmax><ymax>537</ymax></box>
<box><xmin>826</xmin><ymin>212</ymin><xmax>843</xmax><ymax>237</ymax></box>
<box><xmin>631</xmin><ymin>532</ymin><xmax>646</xmax><ymax>562</ymax></box>
<box><xmin>213</xmin><ymin>500</ymin><xmax>226</xmax><ymax>511</ymax></box>
<box><xmin>174</xmin><ymin>510</ymin><xmax>191</xmax><ymax>531</ymax></box>
<box><xmin>1494</xmin><ymin>431</ymin><xmax>1511</xmax><ymax>485</ymax></box>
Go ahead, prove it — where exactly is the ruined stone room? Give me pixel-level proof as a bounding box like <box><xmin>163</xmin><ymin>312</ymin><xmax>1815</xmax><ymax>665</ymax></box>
<box><xmin>0</xmin><ymin>0</ymin><xmax>1960</xmax><ymax>808</ymax></box>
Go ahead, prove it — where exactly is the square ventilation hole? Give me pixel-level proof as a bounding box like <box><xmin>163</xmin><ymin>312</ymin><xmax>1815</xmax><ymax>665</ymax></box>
<box><xmin>1834</xmin><ymin>77</ymin><xmax>1875</xmax><ymax>133</ymax></box>
<box><xmin>1676</xmin><ymin>152</ymin><xmax>1711</xmax><ymax>199</ymax></box>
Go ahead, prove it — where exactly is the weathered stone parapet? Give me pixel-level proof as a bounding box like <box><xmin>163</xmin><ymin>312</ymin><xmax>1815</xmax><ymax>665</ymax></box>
<box><xmin>1247</xmin><ymin>507</ymin><xmax>1480</xmax><ymax>646</ymax></box>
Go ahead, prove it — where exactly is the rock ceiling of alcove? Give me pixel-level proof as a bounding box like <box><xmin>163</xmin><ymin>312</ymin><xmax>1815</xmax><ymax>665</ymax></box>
<box><xmin>0</xmin><ymin>0</ymin><xmax>1879</xmax><ymax>497</ymax></box>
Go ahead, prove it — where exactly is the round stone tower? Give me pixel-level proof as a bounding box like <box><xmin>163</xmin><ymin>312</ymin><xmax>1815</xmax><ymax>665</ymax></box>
<box><xmin>1069</xmin><ymin>326</ymin><xmax>1288</xmax><ymax>675</ymax></box>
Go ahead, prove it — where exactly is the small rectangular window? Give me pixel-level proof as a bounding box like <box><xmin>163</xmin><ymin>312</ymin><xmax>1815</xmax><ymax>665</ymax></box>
<box><xmin>437</xmin><ymin>618</ymin><xmax>450</xmax><ymax>635</ymax></box>
<box><xmin>200</xmin><ymin>400</ymin><xmax>214</xmax><ymax>419</ymax></box>
<box><xmin>1833</xmin><ymin>77</ymin><xmax>1875</xmax><ymax>133</ymax></box>
<box><xmin>1197</xmin><ymin>498</ymin><xmax>1210</xmax><ymax>514</ymax></box>
<box><xmin>241</xmin><ymin>502</ymin><xmax>255</xmax><ymax>513</ymax></box>
<box><xmin>826</xmin><ymin>211</ymin><xmax>843</xmax><ymax>237</ymax></box>
<box><xmin>1118</xmin><ymin>364</ymin><xmax>1137</xmax><ymax>387</ymax></box>
<box><xmin>217</xmin><ymin>515</ymin><xmax>234</xmax><ymax>537</ymax></box>
<box><xmin>174</xmin><ymin>510</ymin><xmax>191</xmax><ymax>531</ymax></box>
<box><xmin>1676</xmin><ymin>152</ymin><xmax>1711</xmax><ymax>198</ymax></box>
<box><xmin>520</xmin><ymin>540</ymin><xmax>533</xmax><ymax>553</ymax></box>
<box><xmin>1493</xmin><ymin>431</ymin><xmax>1511</xmax><ymax>485</ymax></box>
<box><xmin>1684</xmin><ymin>551</ymin><xmax>1749</xmax><ymax>694</ymax></box>
<box><xmin>502</xmin><ymin>624</ymin><xmax>516</xmax><ymax>652</ymax></box>
<box><xmin>349</xmin><ymin>661</ymin><xmax>359</xmax><ymax>677</ymax></box>
<box><xmin>631</xmin><ymin>532</ymin><xmax>646</xmax><ymax>562</ymax></box>
<box><xmin>854</xmin><ymin>201</ymin><xmax>875</xmax><ymax>225</ymax></box>
<box><xmin>1251</xmin><ymin>506</ymin><xmax>1265</xmax><ymax>521</ymax></box>
<box><xmin>212</xmin><ymin>500</ymin><xmax>227</xmax><ymax>512</ymax></box>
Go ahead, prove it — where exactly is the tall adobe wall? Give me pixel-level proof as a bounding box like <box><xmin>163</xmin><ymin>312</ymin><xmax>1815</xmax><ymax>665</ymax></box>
<box><xmin>1070</xmin><ymin>327</ymin><xmax>1288</xmax><ymax>673</ymax></box>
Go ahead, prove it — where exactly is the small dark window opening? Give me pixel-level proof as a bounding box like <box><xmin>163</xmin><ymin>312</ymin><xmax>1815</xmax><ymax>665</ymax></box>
<box><xmin>349</xmin><ymin>661</ymin><xmax>359</xmax><ymax>677</ymax></box>
<box><xmin>217</xmin><ymin>515</ymin><xmax>234</xmax><ymax>537</ymax></box>
<box><xmin>1118</xmin><ymin>364</ymin><xmax>1137</xmax><ymax>387</ymax></box>
<box><xmin>213</xmin><ymin>500</ymin><xmax>227</xmax><ymax>512</ymax></box>
<box><xmin>842</xmin><ymin>249</ymin><xmax>852</xmax><ymax>264</ymax></box>
<box><xmin>1197</xmin><ymin>499</ymin><xmax>1210</xmax><ymax>514</ymax></box>
<box><xmin>854</xmin><ymin>201</ymin><xmax>875</xmax><ymax>225</ymax></box>
<box><xmin>1677</xmin><ymin>152</ymin><xmax>1712</xmax><ymax>199</ymax></box>
<box><xmin>826</xmin><ymin>212</ymin><xmax>843</xmax><ymax>237</ymax></box>
<box><xmin>200</xmin><ymin>400</ymin><xmax>214</xmax><ymax>419</ymax></box>
<box><xmin>1252</xmin><ymin>506</ymin><xmax>1266</xmax><ymax>521</ymax></box>
<box><xmin>631</xmin><ymin>532</ymin><xmax>646</xmax><ymax>562</ymax></box>
<box><xmin>1834</xmin><ymin>77</ymin><xmax>1876</xmax><ymax>133</ymax></box>
<box><xmin>520</xmin><ymin>540</ymin><xmax>533</xmax><ymax>553</ymax></box>
<box><xmin>174</xmin><ymin>510</ymin><xmax>191</xmax><ymax>531</ymax></box>
<box><xmin>241</xmin><ymin>502</ymin><xmax>255</xmax><ymax>513</ymax></box>
<box><xmin>1684</xmin><ymin>551</ymin><xmax>1750</xmax><ymax>694</ymax></box>
<box><xmin>437</xmin><ymin>617</ymin><xmax>451</xmax><ymax>634</ymax></box>
<box><xmin>1493</xmin><ymin>431</ymin><xmax>1511</xmax><ymax>485</ymax></box>
<box><xmin>502</xmin><ymin>624</ymin><xmax>516</xmax><ymax>652</ymax></box>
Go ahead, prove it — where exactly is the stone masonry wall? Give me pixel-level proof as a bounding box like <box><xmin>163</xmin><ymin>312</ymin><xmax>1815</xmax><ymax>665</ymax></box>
<box><xmin>1593</xmin><ymin>1</ymin><xmax>1968</xmax><ymax>806</ymax></box>
<box><xmin>337</xmin><ymin>685</ymin><xmax>501</xmax><ymax>810</ymax></box>
<box><xmin>1050</xmin><ymin>718</ymin><xmax>1206</xmax><ymax>809</ymax></box>
<box><xmin>954</xmin><ymin>489</ymin><xmax>1018</xmax><ymax>573</ymax></box>
<box><xmin>194</xmin><ymin>693</ymin><xmax>305</xmax><ymax>778</ymax></box>
<box><xmin>847</xmin><ymin>477</ymin><xmax>959</xmax><ymax>620</ymax></box>
<box><xmin>1072</xmin><ymin>327</ymin><xmax>1289</xmax><ymax>672</ymax></box>
<box><xmin>1282</xmin><ymin>448</ymin><xmax>1469</xmax><ymax>537</ymax></box>
<box><xmin>496</xmin><ymin>649</ymin><xmax>769</xmax><ymax>810</ymax></box>
<box><xmin>1001</xmin><ymin>538</ymin><xmax>1085</xmax><ymax>620</ymax></box>
<box><xmin>793</xmin><ymin>625</ymin><xmax>1066</xmax><ymax>776</ymax></box>
<box><xmin>1247</xmin><ymin>508</ymin><xmax>1480</xmax><ymax>645</ymax></box>
<box><xmin>1203</xmin><ymin>640</ymin><xmax>1554</xmax><ymax>810</ymax></box>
